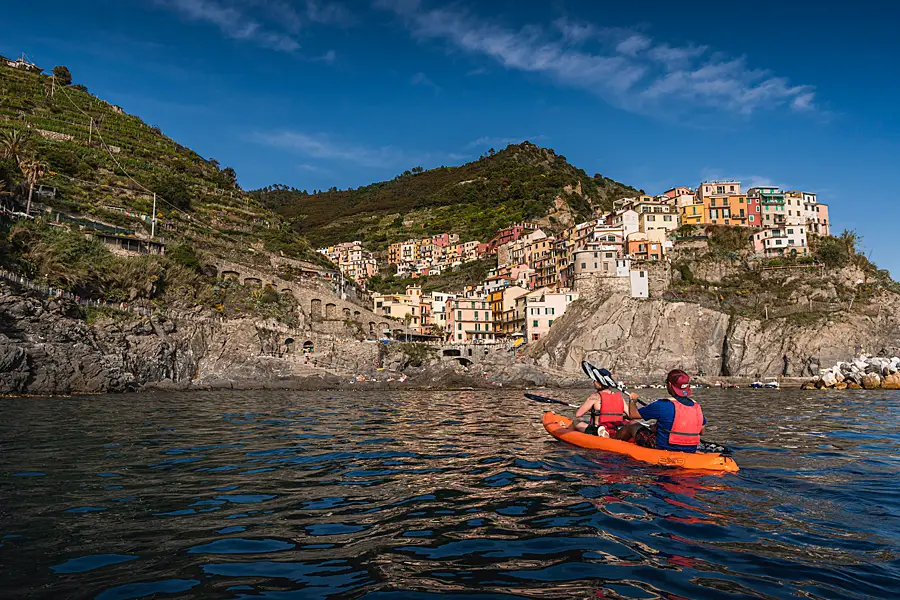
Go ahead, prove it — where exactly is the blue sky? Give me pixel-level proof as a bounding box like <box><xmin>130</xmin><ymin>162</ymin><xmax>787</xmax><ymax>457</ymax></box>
<box><xmin>4</xmin><ymin>1</ymin><xmax>899</xmax><ymax>272</ymax></box>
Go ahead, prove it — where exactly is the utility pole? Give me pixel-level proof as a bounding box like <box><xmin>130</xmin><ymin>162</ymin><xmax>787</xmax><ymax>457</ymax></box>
<box><xmin>151</xmin><ymin>193</ymin><xmax>157</xmax><ymax>239</ymax></box>
<box><xmin>88</xmin><ymin>118</ymin><xmax>93</xmax><ymax>146</ymax></box>
<box><xmin>50</xmin><ymin>74</ymin><xmax>55</xmax><ymax>99</ymax></box>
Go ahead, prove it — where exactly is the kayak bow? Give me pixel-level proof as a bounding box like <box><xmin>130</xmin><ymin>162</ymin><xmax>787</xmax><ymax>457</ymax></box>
<box><xmin>542</xmin><ymin>412</ymin><xmax>739</xmax><ymax>473</ymax></box>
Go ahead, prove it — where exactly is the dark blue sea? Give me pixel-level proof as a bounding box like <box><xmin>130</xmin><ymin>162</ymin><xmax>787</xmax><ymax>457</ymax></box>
<box><xmin>1</xmin><ymin>389</ymin><xmax>898</xmax><ymax>599</ymax></box>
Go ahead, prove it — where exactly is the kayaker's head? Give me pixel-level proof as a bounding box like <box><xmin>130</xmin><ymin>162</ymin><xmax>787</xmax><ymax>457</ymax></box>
<box><xmin>592</xmin><ymin>368</ymin><xmax>615</xmax><ymax>391</ymax></box>
<box><xmin>666</xmin><ymin>369</ymin><xmax>692</xmax><ymax>399</ymax></box>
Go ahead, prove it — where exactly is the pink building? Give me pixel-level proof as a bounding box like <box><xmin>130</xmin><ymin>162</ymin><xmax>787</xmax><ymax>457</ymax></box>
<box><xmin>663</xmin><ymin>186</ymin><xmax>692</xmax><ymax>198</ymax></box>
<box><xmin>752</xmin><ymin>225</ymin><xmax>808</xmax><ymax>257</ymax></box>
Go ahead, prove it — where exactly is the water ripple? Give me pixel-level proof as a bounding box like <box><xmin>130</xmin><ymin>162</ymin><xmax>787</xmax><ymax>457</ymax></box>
<box><xmin>1</xmin><ymin>389</ymin><xmax>898</xmax><ymax>598</ymax></box>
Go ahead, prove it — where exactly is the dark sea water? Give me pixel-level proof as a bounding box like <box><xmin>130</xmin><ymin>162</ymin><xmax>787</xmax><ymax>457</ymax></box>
<box><xmin>1</xmin><ymin>389</ymin><xmax>898</xmax><ymax>599</ymax></box>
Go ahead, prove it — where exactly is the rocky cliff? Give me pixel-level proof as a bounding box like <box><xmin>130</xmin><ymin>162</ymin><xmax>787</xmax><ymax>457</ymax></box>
<box><xmin>0</xmin><ymin>280</ymin><xmax>344</xmax><ymax>395</ymax></box>
<box><xmin>531</xmin><ymin>293</ymin><xmax>900</xmax><ymax>379</ymax></box>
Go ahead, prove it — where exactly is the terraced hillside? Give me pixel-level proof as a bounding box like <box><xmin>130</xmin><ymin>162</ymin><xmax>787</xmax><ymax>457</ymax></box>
<box><xmin>0</xmin><ymin>59</ymin><xmax>319</xmax><ymax>265</ymax></box>
<box><xmin>254</xmin><ymin>142</ymin><xmax>640</xmax><ymax>249</ymax></box>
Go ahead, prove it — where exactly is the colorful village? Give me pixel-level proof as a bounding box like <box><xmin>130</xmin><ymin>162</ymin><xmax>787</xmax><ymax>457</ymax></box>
<box><xmin>318</xmin><ymin>180</ymin><xmax>831</xmax><ymax>346</ymax></box>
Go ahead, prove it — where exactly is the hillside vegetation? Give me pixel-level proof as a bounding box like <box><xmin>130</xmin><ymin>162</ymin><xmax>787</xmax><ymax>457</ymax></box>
<box><xmin>0</xmin><ymin>60</ymin><xmax>320</xmax><ymax>265</ymax></box>
<box><xmin>253</xmin><ymin>142</ymin><xmax>639</xmax><ymax>249</ymax></box>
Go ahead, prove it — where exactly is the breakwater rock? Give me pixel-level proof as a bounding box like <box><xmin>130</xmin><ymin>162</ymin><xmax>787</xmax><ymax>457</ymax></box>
<box><xmin>801</xmin><ymin>355</ymin><xmax>900</xmax><ymax>390</ymax></box>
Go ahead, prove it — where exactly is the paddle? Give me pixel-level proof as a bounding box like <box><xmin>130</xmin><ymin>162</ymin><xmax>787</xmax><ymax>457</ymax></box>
<box><xmin>524</xmin><ymin>393</ymin><xmax>579</xmax><ymax>409</ymax></box>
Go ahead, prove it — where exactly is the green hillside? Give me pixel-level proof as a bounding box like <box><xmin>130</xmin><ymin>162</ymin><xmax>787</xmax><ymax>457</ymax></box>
<box><xmin>252</xmin><ymin>142</ymin><xmax>639</xmax><ymax>249</ymax></box>
<box><xmin>0</xmin><ymin>59</ymin><xmax>319</xmax><ymax>265</ymax></box>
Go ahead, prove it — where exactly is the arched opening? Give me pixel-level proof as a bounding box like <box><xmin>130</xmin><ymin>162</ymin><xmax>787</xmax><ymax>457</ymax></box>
<box><xmin>454</xmin><ymin>357</ymin><xmax>473</xmax><ymax>367</ymax></box>
<box><xmin>244</xmin><ymin>277</ymin><xmax>262</xmax><ymax>287</ymax></box>
<box><xmin>310</xmin><ymin>299</ymin><xmax>322</xmax><ymax>320</ymax></box>
<box><xmin>303</xmin><ymin>341</ymin><xmax>314</xmax><ymax>353</ymax></box>
<box><xmin>221</xmin><ymin>270</ymin><xmax>239</xmax><ymax>280</ymax></box>
<box><xmin>442</xmin><ymin>349</ymin><xmax>461</xmax><ymax>357</ymax></box>
<box><xmin>325</xmin><ymin>303</ymin><xmax>337</xmax><ymax>320</ymax></box>
<box><xmin>353</xmin><ymin>311</ymin><xmax>361</xmax><ymax>319</ymax></box>
<box><xmin>343</xmin><ymin>308</ymin><xmax>351</xmax><ymax>319</ymax></box>
<box><xmin>467</xmin><ymin>348</ymin><xmax>473</xmax><ymax>357</ymax></box>
<box><xmin>281</xmin><ymin>288</ymin><xmax>292</xmax><ymax>295</ymax></box>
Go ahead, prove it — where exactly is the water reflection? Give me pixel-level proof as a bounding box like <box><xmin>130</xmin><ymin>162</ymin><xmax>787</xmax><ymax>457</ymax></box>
<box><xmin>0</xmin><ymin>389</ymin><xmax>897</xmax><ymax>598</ymax></box>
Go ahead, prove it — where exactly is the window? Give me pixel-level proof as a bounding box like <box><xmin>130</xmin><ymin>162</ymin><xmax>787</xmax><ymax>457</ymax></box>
<box><xmin>787</xmin><ymin>229</ymin><xmax>793</xmax><ymax>234</ymax></box>
<box><xmin>532</xmin><ymin>333</ymin><xmax>540</xmax><ymax>341</ymax></box>
<box><xmin>533</xmin><ymin>320</ymin><xmax>539</xmax><ymax>328</ymax></box>
<box><xmin>457</xmin><ymin>323</ymin><xmax>462</xmax><ymax>330</ymax></box>
<box><xmin>581</xmin><ymin>263</ymin><xmax>586</xmax><ymax>269</ymax></box>
<box><xmin>730</xmin><ymin>185</ymin><xmax>735</xmax><ymax>192</ymax></box>
<box><xmin>457</xmin><ymin>311</ymin><xmax>462</xmax><ymax>320</ymax></box>
<box><xmin>548</xmin><ymin>320</ymin><xmax>554</xmax><ymax>327</ymax></box>
<box><xmin>640</xmin><ymin>271</ymin><xmax>646</xmax><ymax>278</ymax></box>
<box><xmin>593</xmin><ymin>252</ymin><xmax>598</xmax><ymax>258</ymax></box>
<box><xmin>458</xmin><ymin>333</ymin><xmax>462</xmax><ymax>340</ymax></box>
<box><xmin>475</xmin><ymin>323</ymin><xmax>481</xmax><ymax>331</ymax></box>
<box><xmin>664</xmin><ymin>215</ymin><xmax>672</xmax><ymax>222</ymax></box>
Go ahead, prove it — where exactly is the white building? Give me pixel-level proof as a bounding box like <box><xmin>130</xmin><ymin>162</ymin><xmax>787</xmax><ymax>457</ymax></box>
<box><xmin>630</xmin><ymin>270</ymin><xmax>649</xmax><ymax>298</ymax></box>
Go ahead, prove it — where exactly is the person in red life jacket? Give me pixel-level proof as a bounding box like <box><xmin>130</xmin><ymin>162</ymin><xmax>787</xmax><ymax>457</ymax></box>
<box><xmin>615</xmin><ymin>369</ymin><xmax>706</xmax><ymax>452</ymax></box>
<box><xmin>572</xmin><ymin>368</ymin><xmax>635</xmax><ymax>437</ymax></box>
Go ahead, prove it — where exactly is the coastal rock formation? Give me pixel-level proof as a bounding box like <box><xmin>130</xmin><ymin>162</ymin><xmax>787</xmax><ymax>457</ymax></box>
<box><xmin>532</xmin><ymin>293</ymin><xmax>900</xmax><ymax>380</ymax></box>
<box><xmin>0</xmin><ymin>280</ymin><xmax>328</xmax><ymax>395</ymax></box>
<box><xmin>801</xmin><ymin>355</ymin><xmax>900</xmax><ymax>390</ymax></box>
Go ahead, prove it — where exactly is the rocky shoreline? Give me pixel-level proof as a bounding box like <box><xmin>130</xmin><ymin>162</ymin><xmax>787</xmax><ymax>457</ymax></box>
<box><xmin>4</xmin><ymin>277</ymin><xmax>900</xmax><ymax>397</ymax></box>
<box><xmin>801</xmin><ymin>355</ymin><xmax>900</xmax><ymax>390</ymax></box>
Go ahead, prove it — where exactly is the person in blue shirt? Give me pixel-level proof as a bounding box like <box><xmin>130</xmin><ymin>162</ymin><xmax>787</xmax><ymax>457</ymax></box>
<box><xmin>615</xmin><ymin>370</ymin><xmax>707</xmax><ymax>453</ymax></box>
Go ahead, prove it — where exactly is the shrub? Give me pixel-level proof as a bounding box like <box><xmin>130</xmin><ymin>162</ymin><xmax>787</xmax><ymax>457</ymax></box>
<box><xmin>168</xmin><ymin>242</ymin><xmax>201</xmax><ymax>272</ymax></box>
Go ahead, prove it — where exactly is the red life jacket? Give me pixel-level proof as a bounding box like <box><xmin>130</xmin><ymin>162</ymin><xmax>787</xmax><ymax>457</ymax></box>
<box><xmin>664</xmin><ymin>399</ymin><xmax>704</xmax><ymax>446</ymax></box>
<box><xmin>591</xmin><ymin>390</ymin><xmax>625</xmax><ymax>425</ymax></box>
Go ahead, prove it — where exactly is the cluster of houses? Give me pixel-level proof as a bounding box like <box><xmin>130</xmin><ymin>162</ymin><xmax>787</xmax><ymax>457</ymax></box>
<box><xmin>317</xmin><ymin>241</ymin><xmax>379</xmax><ymax>286</ymax></box>
<box><xmin>335</xmin><ymin>180</ymin><xmax>832</xmax><ymax>344</ymax></box>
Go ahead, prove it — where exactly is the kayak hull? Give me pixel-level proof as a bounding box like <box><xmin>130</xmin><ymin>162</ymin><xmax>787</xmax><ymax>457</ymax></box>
<box><xmin>542</xmin><ymin>412</ymin><xmax>739</xmax><ymax>473</ymax></box>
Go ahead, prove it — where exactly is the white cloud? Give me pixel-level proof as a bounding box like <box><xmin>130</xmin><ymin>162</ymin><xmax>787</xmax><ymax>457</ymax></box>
<box><xmin>155</xmin><ymin>0</ymin><xmax>300</xmax><ymax>51</ymax></box>
<box><xmin>376</xmin><ymin>1</ymin><xmax>818</xmax><ymax>117</ymax></box>
<box><xmin>154</xmin><ymin>0</ymin><xmax>352</xmax><ymax>52</ymax></box>
<box><xmin>616</xmin><ymin>34</ymin><xmax>651</xmax><ymax>56</ymax></box>
<box><xmin>252</xmin><ymin>130</ymin><xmax>410</xmax><ymax>168</ymax></box>
<box><xmin>297</xmin><ymin>163</ymin><xmax>331</xmax><ymax>173</ymax></box>
<box><xmin>410</xmin><ymin>71</ymin><xmax>441</xmax><ymax>93</ymax></box>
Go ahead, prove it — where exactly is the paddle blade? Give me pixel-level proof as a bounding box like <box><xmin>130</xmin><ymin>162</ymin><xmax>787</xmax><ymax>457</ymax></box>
<box><xmin>524</xmin><ymin>393</ymin><xmax>578</xmax><ymax>409</ymax></box>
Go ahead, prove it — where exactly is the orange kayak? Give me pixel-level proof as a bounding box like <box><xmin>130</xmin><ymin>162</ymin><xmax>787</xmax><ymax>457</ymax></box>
<box><xmin>542</xmin><ymin>412</ymin><xmax>739</xmax><ymax>472</ymax></box>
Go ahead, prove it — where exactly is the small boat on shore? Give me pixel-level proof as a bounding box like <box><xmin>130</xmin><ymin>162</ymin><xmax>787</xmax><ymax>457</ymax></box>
<box><xmin>750</xmin><ymin>377</ymin><xmax>780</xmax><ymax>389</ymax></box>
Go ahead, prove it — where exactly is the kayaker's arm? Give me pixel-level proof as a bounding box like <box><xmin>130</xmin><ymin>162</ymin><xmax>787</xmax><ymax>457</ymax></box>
<box><xmin>574</xmin><ymin>395</ymin><xmax>597</xmax><ymax>418</ymax></box>
<box><xmin>625</xmin><ymin>402</ymin><xmax>643</xmax><ymax>420</ymax></box>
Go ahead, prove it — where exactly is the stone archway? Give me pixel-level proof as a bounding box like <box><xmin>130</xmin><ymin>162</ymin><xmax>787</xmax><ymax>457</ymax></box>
<box><xmin>343</xmin><ymin>308</ymin><xmax>351</xmax><ymax>319</ymax></box>
<box><xmin>369</xmin><ymin>322</ymin><xmax>376</xmax><ymax>335</ymax></box>
<box><xmin>310</xmin><ymin>299</ymin><xmax>322</xmax><ymax>320</ymax></box>
<box><xmin>442</xmin><ymin>348</ymin><xmax>461</xmax><ymax>357</ymax></box>
<box><xmin>244</xmin><ymin>277</ymin><xmax>262</xmax><ymax>287</ymax></box>
<box><xmin>221</xmin><ymin>270</ymin><xmax>239</xmax><ymax>280</ymax></box>
<box><xmin>325</xmin><ymin>303</ymin><xmax>337</xmax><ymax>320</ymax></box>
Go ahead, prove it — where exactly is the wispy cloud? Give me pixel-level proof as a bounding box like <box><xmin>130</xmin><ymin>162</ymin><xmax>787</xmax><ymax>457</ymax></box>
<box><xmin>410</xmin><ymin>71</ymin><xmax>441</xmax><ymax>93</ymax></box>
<box><xmin>464</xmin><ymin>135</ymin><xmax>546</xmax><ymax>150</ymax></box>
<box><xmin>154</xmin><ymin>0</ymin><xmax>352</xmax><ymax>53</ymax></box>
<box><xmin>376</xmin><ymin>0</ymin><xmax>819</xmax><ymax>118</ymax></box>
<box><xmin>297</xmin><ymin>163</ymin><xmax>331</xmax><ymax>174</ymax></box>
<box><xmin>252</xmin><ymin>130</ymin><xmax>411</xmax><ymax>168</ymax></box>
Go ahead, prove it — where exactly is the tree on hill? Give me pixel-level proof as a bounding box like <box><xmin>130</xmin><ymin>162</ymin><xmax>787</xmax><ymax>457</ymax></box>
<box><xmin>52</xmin><ymin>65</ymin><xmax>72</xmax><ymax>86</ymax></box>
<box><xmin>152</xmin><ymin>172</ymin><xmax>193</xmax><ymax>211</ymax></box>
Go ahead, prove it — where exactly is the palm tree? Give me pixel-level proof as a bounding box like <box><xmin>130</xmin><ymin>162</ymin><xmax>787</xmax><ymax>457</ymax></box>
<box><xmin>838</xmin><ymin>229</ymin><xmax>860</xmax><ymax>263</ymax></box>
<box><xmin>19</xmin><ymin>158</ymin><xmax>47</xmax><ymax>216</ymax></box>
<box><xmin>0</xmin><ymin>129</ymin><xmax>30</xmax><ymax>161</ymax></box>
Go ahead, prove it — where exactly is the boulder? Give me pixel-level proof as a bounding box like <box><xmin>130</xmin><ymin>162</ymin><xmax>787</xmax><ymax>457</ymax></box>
<box><xmin>833</xmin><ymin>382</ymin><xmax>848</xmax><ymax>390</ymax></box>
<box><xmin>847</xmin><ymin>382</ymin><xmax>863</xmax><ymax>389</ymax></box>
<box><xmin>800</xmin><ymin>381</ymin><xmax>818</xmax><ymax>390</ymax></box>
<box><xmin>882</xmin><ymin>372</ymin><xmax>900</xmax><ymax>390</ymax></box>
<box><xmin>861</xmin><ymin>373</ymin><xmax>882</xmax><ymax>389</ymax></box>
<box><xmin>820</xmin><ymin>371</ymin><xmax>838</xmax><ymax>388</ymax></box>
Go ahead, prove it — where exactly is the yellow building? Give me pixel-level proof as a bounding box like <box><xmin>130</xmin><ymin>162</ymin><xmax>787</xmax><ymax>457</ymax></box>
<box><xmin>680</xmin><ymin>202</ymin><xmax>706</xmax><ymax>226</ymax></box>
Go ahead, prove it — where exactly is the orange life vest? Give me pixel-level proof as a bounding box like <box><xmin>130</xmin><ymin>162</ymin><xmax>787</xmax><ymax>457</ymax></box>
<box><xmin>663</xmin><ymin>399</ymin><xmax>704</xmax><ymax>446</ymax></box>
<box><xmin>590</xmin><ymin>390</ymin><xmax>625</xmax><ymax>425</ymax></box>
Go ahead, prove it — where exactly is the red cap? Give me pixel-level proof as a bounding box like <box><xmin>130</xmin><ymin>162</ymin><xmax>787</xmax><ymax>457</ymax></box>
<box><xmin>666</xmin><ymin>369</ymin><xmax>691</xmax><ymax>397</ymax></box>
